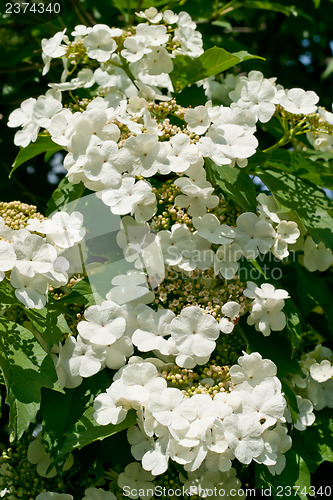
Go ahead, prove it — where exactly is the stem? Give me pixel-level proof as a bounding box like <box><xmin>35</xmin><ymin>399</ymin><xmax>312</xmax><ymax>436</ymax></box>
<box><xmin>263</xmin><ymin>133</ymin><xmax>290</xmax><ymax>154</ymax></box>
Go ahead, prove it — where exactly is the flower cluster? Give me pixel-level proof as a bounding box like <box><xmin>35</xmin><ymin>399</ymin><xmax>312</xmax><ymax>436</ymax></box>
<box><xmin>93</xmin><ymin>352</ymin><xmax>290</xmax><ymax>495</ymax></box>
<box><xmin>3</xmin><ymin>5</ymin><xmax>333</xmax><ymax>499</ymax></box>
<box><xmin>0</xmin><ymin>210</ymin><xmax>85</xmax><ymax>308</ymax></box>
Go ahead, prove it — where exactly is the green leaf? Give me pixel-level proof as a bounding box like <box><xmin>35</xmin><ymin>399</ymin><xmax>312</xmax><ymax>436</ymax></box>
<box><xmin>238</xmin><ymin>1</ymin><xmax>299</xmax><ymax>16</ymax></box>
<box><xmin>0</xmin><ymin>279</ymin><xmax>18</xmax><ymax>307</ymax></box>
<box><xmin>41</xmin><ymin>369</ymin><xmax>135</xmax><ymax>462</ymax></box>
<box><xmin>170</xmin><ymin>47</ymin><xmax>264</xmax><ymax>93</ymax></box>
<box><xmin>205</xmin><ymin>159</ymin><xmax>257</xmax><ymax>212</ymax></box>
<box><xmin>60</xmin><ymin>407</ymin><xmax>136</xmax><ymax>456</ymax></box>
<box><xmin>51</xmin><ymin>277</ymin><xmax>99</xmax><ymax>307</ymax></box>
<box><xmin>46</xmin><ymin>177</ymin><xmax>85</xmax><ymax>216</ymax></box>
<box><xmin>24</xmin><ymin>305</ymin><xmax>70</xmax><ymax>353</ymax></box>
<box><xmin>255</xmin><ymin>149</ymin><xmax>333</xmax><ymax>190</ymax></box>
<box><xmin>284</xmin><ymin>300</ymin><xmax>303</xmax><ymax>351</ymax></box>
<box><xmin>256</xmin><ymin>449</ymin><xmax>311</xmax><ymax>499</ymax></box>
<box><xmin>0</xmin><ymin>319</ymin><xmax>62</xmax><ymax>440</ymax></box>
<box><xmin>239</xmin><ymin>318</ymin><xmax>303</xmax><ymax>378</ymax></box>
<box><xmin>41</xmin><ymin>371</ymin><xmax>109</xmax><ymax>458</ymax></box>
<box><xmin>10</xmin><ymin>136</ymin><xmax>62</xmax><ymax>178</ymax></box>
<box><xmin>292</xmin><ymin>409</ymin><xmax>333</xmax><ymax>473</ymax></box>
<box><xmin>296</xmin><ymin>264</ymin><xmax>333</xmax><ymax>338</ymax></box>
<box><xmin>256</xmin><ymin>169</ymin><xmax>333</xmax><ymax>250</ymax></box>
<box><xmin>313</xmin><ymin>0</ymin><xmax>321</xmax><ymax>8</ymax></box>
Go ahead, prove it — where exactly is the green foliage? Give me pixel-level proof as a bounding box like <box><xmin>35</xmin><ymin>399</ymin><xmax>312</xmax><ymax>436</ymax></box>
<box><xmin>24</xmin><ymin>306</ymin><xmax>70</xmax><ymax>353</ymax></box>
<box><xmin>51</xmin><ymin>277</ymin><xmax>100</xmax><ymax>307</ymax></box>
<box><xmin>10</xmin><ymin>136</ymin><xmax>62</xmax><ymax>178</ymax></box>
<box><xmin>256</xmin><ymin>409</ymin><xmax>333</xmax><ymax>498</ymax></box>
<box><xmin>0</xmin><ymin>318</ymin><xmax>62</xmax><ymax>440</ymax></box>
<box><xmin>232</xmin><ymin>1</ymin><xmax>299</xmax><ymax>16</ymax></box>
<box><xmin>41</xmin><ymin>372</ymin><xmax>135</xmax><ymax>463</ymax></box>
<box><xmin>0</xmin><ymin>279</ymin><xmax>18</xmax><ymax>306</ymax></box>
<box><xmin>171</xmin><ymin>47</ymin><xmax>264</xmax><ymax>92</ymax></box>
<box><xmin>256</xmin><ymin>449</ymin><xmax>311</xmax><ymax>499</ymax></box>
<box><xmin>256</xmin><ymin>169</ymin><xmax>333</xmax><ymax>250</ymax></box>
<box><xmin>296</xmin><ymin>264</ymin><xmax>333</xmax><ymax>339</ymax></box>
<box><xmin>292</xmin><ymin>408</ymin><xmax>333</xmax><ymax>472</ymax></box>
<box><xmin>46</xmin><ymin>178</ymin><xmax>86</xmax><ymax>216</ymax></box>
<box><xmin>206</xmin><ymin>158</ymin><xmax>257</xmax><ymax>212</ymax></box>
<box><xmin>239</xmin><ymin>318</ymin><xmax>303</xmax><ymax>379</ymax></box>
<box><xmin>253</xmin><ymin>149</ymin><xmax>333</xmax><ymax>190</ymax></box>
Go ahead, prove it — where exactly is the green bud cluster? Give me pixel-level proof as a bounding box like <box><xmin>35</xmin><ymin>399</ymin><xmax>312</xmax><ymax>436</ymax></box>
<box><xmin>162</xmin><ymin>360</ymin><xmax>232</xmax><ymax>398</ymax></box>
<box><xmin>154</xmin><ymin>268</ymin><xmax>250</xmax><ymax>321</ymax></box>
<box><xmin>0</xmin><ymin>437</ymin><xmax>65</xmax><ymax>499</ymax></box>
<box><xmin>0</xmin><ymin>201</ymin><xmax>44</xmax><ymax>232</ymax></box>
<box><xmin>2</xmin><ymin>304</ymin><xmax>25</xmax><ymax>324</ymax></box>
<box><xmin>151</xmin><ymin>181</ymin><xmax>191</xmax><ymax>230</ymax></box>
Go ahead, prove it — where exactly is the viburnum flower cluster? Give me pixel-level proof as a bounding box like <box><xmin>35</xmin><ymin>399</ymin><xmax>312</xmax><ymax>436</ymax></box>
<box><xmin>1</xmin><ymin>5</ymin><xmax>333</xmax><ymax>500</ymax></box>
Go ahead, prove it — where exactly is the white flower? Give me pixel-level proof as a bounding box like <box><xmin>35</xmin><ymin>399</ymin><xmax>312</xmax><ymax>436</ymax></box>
<box><xmin>132</xmin><ymin>305</ymin><xmax>176</xmax><ymax>356</ymax></box>
<box><xmin>28</xmin><ymin>211</ymin><xmax>85</xmax><ymax>249</ymax></box>
<box><xmin>93</xmin><ymin>388</ymin><xmax>128</xmax><ymax>425</ymax></box>
<box><xmin>185</xmin><ymin>105</ymin><xmax>211</xmax><ymax>135</ymax></box>
<box><xmin>149</xmin><ymin>387</ymin><xmax>189</xmax><ymax>430</ymax></box>
<box><xmin>293</xmin><ymin>396</ymin><xmax>316</xmax><ymax>431</ymax></box>
<box><xmin>100</xmin><ymin>176</ymin><xmax>156</xmax><ymax>221</ymax></box>
<box><xmin>279</xmin><ymin>88</ymin><xmax>319</xmax><ymax>114</ymax></box>
<box><xmin>236</xmin><ymin>71</ymin><xmax>277</xmax><ymax>123</ymax></box>
<box><xmin>136</xmin><ymin>24</ymin><xmax>169</xmax><ymax>46</ymax></box>
<box><xmin>174</xmin><ymin>178</ymin><xmax>219</xmax><ymax>217</ymax></box>
<box><xmin>240</xmin><ymin>382</ymin><xmax>286</xmax><ymax>430</ymax></box>
<box><xmin>310</xmin><ymin>360</ymin><xmax>333</xmax><ymax>383</ymax></box>
<box><xmin>7</xmin><ymin>97</ymin><xmax>40</xmax><ymax>147</ymax></box>
<box><xmin>83</xmin><ymin>25</ymin><xmax>122</xmax><ymax>62</ymax></box>
<box><xmin>118</xmin><ymin>462</ymin><xmax>155</xmax><ymax>499</ymax></box>
<box><xmin>116</xmin><ymin>134</ymin><xmax>170</xmax><ymax>177</ymax></box>
<box><xmin>167</xmin><ymin>134</ymin><xmax>199</xmax><ymax>173</ymax></box>
<box><xmin>158</xmin><ymin>224</ymin><xmax>196</xmax><ymax>269</ymax></box>
<box><xmin>48</xmin><ymin>108</ymin><xmax>74</xmax><ymax>147</ymax></box>
<box><xmin>145</xmin><ymin>47</ymin><xmax>174</xmax><ymax>75</ymax></box>
<box><xmin>303</xmin><ymin>236</ymin><xmax>333</xmax><ymax>272</ymax></box>
<box><xmin>78</xmin><ymin>301</ymin><xmax>126</xmax><ymax>345</ymax></box>
<box><xmin>10</xmin><ymin>268</ymin><xmax>49</xmax><ymax>309</ymax></box>
<box><xmin>137</xmin><ymin>7</ymin><xmax>163</xmax><ymax>23</ymax></box>
<box><xmin>12</xmin><ymin>231</ymin><xmax>57</xmax><ymax>277</ymax></box>
<box><xmin>83</xmin><ymin>139</ymin><xmax>121</xmax><ymax>190</ymax></box>
<box><xmin>60</xmin><ymin>335</ymin><xmax>106</xmax><ymax>379</ymax></box>
<box><xmin>229</xmin><ymin>352</ymin><xmax>277</xmax><ymax>387</ymax></box>
<box><xmin>33</xmin><ymin>93</ymin><xmax>62</xmax><ymax>128</ymax></box>
<box><xmin>214</xmin><ymin>243</ymin><xmax>243</xmax><ymax>280</ymax></box>
<box><xmin>121</xmin><ymin>36</ymin><xmax>151</xmax><ymax>63</ymax></box>
<box><xmin>234</xmin><ymin>212</ymin><xmax>275</xmax><ymax>259</ymax></box>
<box><xmin>163</xmin><ymin>10</ymin><xmax>178</xmax><ymax>24</ymax></box>
<box><xmin>82</xmin><ymin>488</ymin><xmax>116</xmax><ymax>500</ymax></box>
<box><xmin>0</xmin><ymin>240</ymin><xmax>16</xmax><ymax>272</ymax></box>
<box><xmin>106</xmin><ymin>270</ymin><xmax>155</xmax><ymax>306</ymax></box>
<box><xmin>193</xmin><ymin>214</ymin><xmax>235</xmax><ymax>245</ymax></box>
<box><xmin>27</xmin><ymin>434</ymin><xmax>73</xmax><ymax>478</ymax></box>
<box><xmin>219</xmin><ymin>301</ymin><xmax>241</xmax><ymax>334</ymax></box>
<box><xmin>41</xmin><ymin>29</ymin><xmax>68</xmax><ymax>75</ymax></box>
<box><xmin>222</xmin><ymin>413</ymin><xmax>264</xmax><ymax>464</ymax></box>
<box><xmin>244</xmin><ymin>282</ymin><xmax>290</xmax><ymax>336</ymax></box>
<box><xmin>201</xmin><ymin>124</ymin><xmax>258</xmax><ymax>167</ymax></box>
<box><xmin>105</xmin><ymin>336</ymin><xmax>134</xmax><ymax>370</ymax></box>
<box><xmin>271</xmin><ymin>220</ymin><xmax>300</xmax><ymax>259</ymax></box>
<box><xmin>174</xmin><ymin>26</ymin><xmax>203</xmax><ymax>57</ymax></box>
<box><xmin>170</xmin><ymin>306</ymin><xmax>220</xmax><ymax>368</ymax></box>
